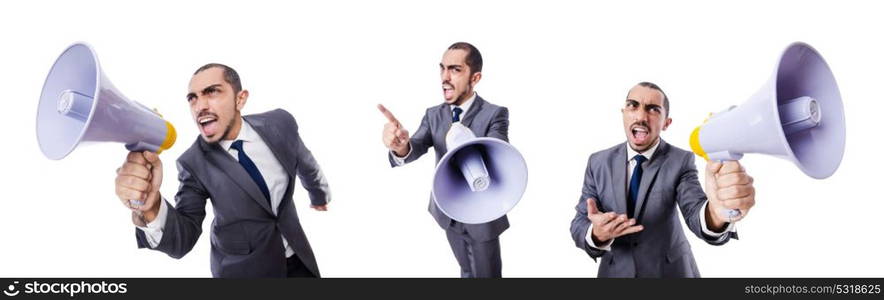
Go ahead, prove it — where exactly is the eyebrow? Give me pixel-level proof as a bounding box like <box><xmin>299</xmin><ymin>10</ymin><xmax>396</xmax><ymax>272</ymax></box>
<box><xmin>186</xmin><ymin>83</ymin><xmax>223</xmax><ymax>100</ymax></box>
<box><xmin>625</xmin><ymin>99</ymin><xmax>662</xmax><ymax>110</ymax></box>
<box><xmin>440</xmin><ymin>63</ymin><xmax>463</xmax><ymax>70</ymax></box>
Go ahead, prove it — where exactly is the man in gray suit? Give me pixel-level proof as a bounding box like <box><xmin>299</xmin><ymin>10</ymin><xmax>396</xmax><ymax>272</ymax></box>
<box><xmin>378</xmin><ymin>42</ymin><xmax>510</xmax><ymax>278</ymax></box>
<box><xmin>114</xmin><ymin>63</ymin><xmax>330</xmax><ymax>277</ymax></box>
<box><xmin>570</xmin><ymin>82</ymin><xmax>756</xmax><ymax>277</ymax></box>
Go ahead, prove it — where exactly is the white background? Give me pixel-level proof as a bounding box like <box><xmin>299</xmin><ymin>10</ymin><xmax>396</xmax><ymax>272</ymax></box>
<box><xmin>0</xmin><ymin>0</ymin><xmax>881</xmax><ymax>277</ymax></box>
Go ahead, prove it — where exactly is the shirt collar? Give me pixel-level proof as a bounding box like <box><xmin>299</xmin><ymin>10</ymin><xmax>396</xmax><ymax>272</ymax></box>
<box><xmin>450</xmin><ymin>92</ymin><xmax>477</xmax><ymax>116</ymax></box>
<box><xmin>218</xmin><ymin>118</ymin><xmax>258</xmax><ymax>150</ymax></box>
<box><xmin>626</xmin><ymin>138</ymin><xmax>660</xmax><ymax>162</ymax></box>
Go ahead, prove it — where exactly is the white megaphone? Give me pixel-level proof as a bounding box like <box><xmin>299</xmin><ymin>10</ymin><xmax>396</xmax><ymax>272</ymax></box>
<box><xmin>36</xmin><ymin>42</ymin><xmax>177</xmax><ymax>160</ymax></box>
<box><xmin>432</xmin><ymin>122</ymin><xmax>528</xmax><ymax>224</ymax></box>
<box><xmin>37</xmin><ymin>43</ymin><xmax>177</xmax><ymax>206</ymax></box>
<box><xmin>689</xmin><ymin>42</ymin><xmax>846</xmax><ymax>218</ymax></box>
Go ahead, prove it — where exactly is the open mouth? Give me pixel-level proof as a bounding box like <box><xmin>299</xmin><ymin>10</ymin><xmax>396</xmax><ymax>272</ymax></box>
<box><xmin>442</xmin><ymin>84</ymin><xmax>454</xmax><ymax>99</ymax></box>
<box><xmin>631</xmin><ymin>125</ymin><xmax>649</xmax><ymax>144</ymax></box>
<box><xmin>197</xmin><ymin>114</ymin><xmax>219</xmax><ymax>136</ymax></box>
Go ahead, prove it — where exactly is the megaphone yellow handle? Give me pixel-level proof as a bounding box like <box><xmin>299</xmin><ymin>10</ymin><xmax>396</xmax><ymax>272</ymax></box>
<box><xmin>689</xmin><ymin>126</ymin><xmax>709</xmax><ymax>161</ymax></box>
<box><xmin>157</xmin><ymin>121</ymin><xmax>177</xmax><ymax>154</ymax></box>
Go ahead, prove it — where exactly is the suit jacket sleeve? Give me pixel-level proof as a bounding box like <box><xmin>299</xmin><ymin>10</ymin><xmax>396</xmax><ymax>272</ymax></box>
<box><xmin>571</xmin><ymin>154</ymin><xmax>607</xmax><ymax>261</ymax></box>
<box><xmin>292</xmin><ymin>125</ymin><xmax>331</xmax><ymax>206</ymax></box>
<box><xmin>486</xmin><ymin>107</ymin><xmax>509</xmax><ymax>142</ymax></box>
<box><xmin>675</xmin><ymin>153</ymin><xmax>736</xmax><ymax>245</ymax></box>
<box><xmin>388</xmin><ymin>109</ymin><xmax>434</xmax><ymax>167</ymax></box>
<box><xmin>135</xmin><ymin>160</ymin><xmax>208</xmax><ymax>259</ymax></box>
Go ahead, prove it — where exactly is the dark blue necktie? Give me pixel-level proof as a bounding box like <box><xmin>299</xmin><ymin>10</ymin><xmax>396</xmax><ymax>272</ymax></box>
<box><xmin>231</xmin><ymin>140</ymin><xmax>272</xmax><ymax>205</ymax></box>
<box><xmin>627</xmin><ymin>154</ymin><xmax>647</xmax><ymax>218</ymax></box>
<box><xmin>452</xmin><ymin>107</ymin><xmax>463</xmax><ymax>122</ymax></box>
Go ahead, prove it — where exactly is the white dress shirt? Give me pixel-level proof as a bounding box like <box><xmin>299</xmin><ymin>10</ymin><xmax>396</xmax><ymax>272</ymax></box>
<box><xmin>391</xmin><ymin>92</ymin><xmax>477</xmax><ymax>164</ymax></box>
<box><xmin>137</xmin><ymin>118</ymin><xmax>297</xmax><ymax>258</ymax></box>
<box><xmin>585</xmin><ymin>139</ymin><xmax>735</xmax><ymax>251</ymax></box>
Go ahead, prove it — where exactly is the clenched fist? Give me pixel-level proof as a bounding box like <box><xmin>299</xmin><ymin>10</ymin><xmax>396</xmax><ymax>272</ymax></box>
<box><xmin>704</xmin><ymin>161</ymin><xmax>755</xmax><ymax>231</ymax></box>
<box><xmin>115</xmin><ymin>151</ymin><xmax>163</xmax><ymax>225</ymax></box>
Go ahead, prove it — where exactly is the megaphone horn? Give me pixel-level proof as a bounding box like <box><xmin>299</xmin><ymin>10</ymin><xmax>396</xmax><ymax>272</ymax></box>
<box><xmin>689</xmin><ymin>42</ymin><xmax>846</xmax><ymax>219</ymax></box>
<box><xmin>431</xmin><ymin>123</ymin><xmax>528</xmax><ymax>224</ymax></box>
<box><xmin>36</xmin><ymin>42</ymin><xmax>177</xmax><ymax>161</ymax></box>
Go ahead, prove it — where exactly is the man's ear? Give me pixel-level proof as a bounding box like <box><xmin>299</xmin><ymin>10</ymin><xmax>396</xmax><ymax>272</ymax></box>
<box><xmin>235</xmin><ymin>90</ymin><xmax>249</xmax><ymax>111</ymax></box>
<box><xmin>470</xmin><ymin>71</ymin><xmax>482</xmax><ymax>88</ymax></box>
<box><xmin>662</xmin><ymin>117</ymin><xmax>673</xmax><ymax>131</ymax></box>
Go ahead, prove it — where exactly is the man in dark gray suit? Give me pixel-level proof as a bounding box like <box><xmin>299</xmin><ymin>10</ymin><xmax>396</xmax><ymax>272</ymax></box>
<box><xmin>570</xmin><ymin>82</ymin><xmax>756</xmax><ymax>277</ymax></box>
<box><xmin>114</xmin><ymin>63</ymin><xmax>330</xmax><ymax>278</ymax></box>
<box><xmin>378</xmin><ymin>42</ymin><xmax>510</xmax><ymax>277</ymax></box>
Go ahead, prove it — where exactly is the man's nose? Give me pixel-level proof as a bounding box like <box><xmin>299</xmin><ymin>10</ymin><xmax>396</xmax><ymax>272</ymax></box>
<box><xmin>633</xmin><ymin>106</ymin><xmax>649</xmax><ymax>122</ymax></box>
<box><xmin>441</xmin><ymin>69</ymin><xmax>451</xmax><ymax>82</ymax></box>
<box><xmin>193</xmin><ymin>96</ymin><xmax>209</xmax><ymax>112</ymax></box>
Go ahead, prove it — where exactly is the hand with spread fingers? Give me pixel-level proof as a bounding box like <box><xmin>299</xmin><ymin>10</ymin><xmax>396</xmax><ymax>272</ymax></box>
<box><xmin>586</xmin><ymin>197</ymin><xmax>644</xmax><ymax>245</ymax></box>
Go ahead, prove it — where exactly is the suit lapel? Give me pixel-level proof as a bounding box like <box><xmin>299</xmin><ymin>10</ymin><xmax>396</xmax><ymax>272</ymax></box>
<box><xmin>461</xmin><ymin>95</ymin><xmax>484</xmax><ymax>129</ymax></box>
<box><xmin>440</xmin><ymin>95</ymin><xmax>485</xmax><ymax>152</ymax></box>
<box><xmin>438</xmin><ymin>103</ymin><xmax>453</xmax><ymax>154</ymax></box>
<box><xmin>244</xmin><ymin>115</ymin><xmax>298</xmax><ymax>213</ymax></box>
<box><xmin>245</xmin><ymin>115</ymin><xmax>297</xmax><ymax>179</ymax></box>
<box><xmin>611</xmin><ymin>144</ymin><xmax>628</xmax><ymax>215</ymax></box>
<box><xmin>277</xmin><ymin>176</ymin><xmax>296</xmax><ymax>212</ymax></box>
<box><xmin>634</xmin><ymin>140</ymin><xmax>667</xmax><ymax>219</ymax></box>
<box><xmin>200</xmin><ymin>138</ymin><xmax>274</xmax><ymax>215</ymax></box>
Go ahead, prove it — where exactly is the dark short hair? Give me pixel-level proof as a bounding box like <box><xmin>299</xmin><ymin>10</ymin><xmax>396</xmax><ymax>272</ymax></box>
<box><xmin>633</xmin><ymin>81</ymin><xmax>670</xmax><ymax>117</ymax></box>
<box><xmin>447</xmin><ymin>42</ymin><xmax>483</xmax><ymax>75</ymax></box>
<box><xmin>193</xmin><ymin>63</ymin><xmax>242</xmax><ymax>94</ymax></box>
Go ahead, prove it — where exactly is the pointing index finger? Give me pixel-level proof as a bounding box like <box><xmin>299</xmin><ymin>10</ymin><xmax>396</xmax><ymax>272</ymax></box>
<box><xmin>377</xmin><ymin>104</ymin><xmax>400</xmax><ymax>124</ymax></box>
